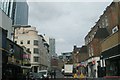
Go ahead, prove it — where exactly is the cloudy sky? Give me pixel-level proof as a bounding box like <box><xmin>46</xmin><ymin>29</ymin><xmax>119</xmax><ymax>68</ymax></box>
<box><xmin>27</xmin><ymin>0</ymin><xmax>112</xmax><ymax>55</ymax></box>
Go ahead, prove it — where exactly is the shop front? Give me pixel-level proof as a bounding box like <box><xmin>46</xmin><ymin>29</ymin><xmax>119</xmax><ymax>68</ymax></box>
<box><xmin>2</xmin><ymin>51</ymin><xmax>24</xmax><ymax>80</ymax></box>
<box><xmin>76</xmin><ymin>62</ymin><xmax>87</xmax><ymax>77</ymax></box>
<box><xmin>105</xmin><ymin>56</ymin><xmax>120</xmax><ymax>76</ymax></box>
<box><xmin>101</xmin><ymin>44</ymin><xmax>120</xmax><ymax>77</ymax></box>
<box><xmin>86</xmin><ymin>57</ymin><xmax>100</xmax><ymax>78</ymax></box>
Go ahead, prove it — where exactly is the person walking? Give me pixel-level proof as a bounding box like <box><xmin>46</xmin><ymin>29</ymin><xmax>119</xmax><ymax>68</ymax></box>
<box><xmin>50</xmin><ymin>71</ymin><xmax>53</xmax><ymax>78</ymax></box>
<box><xmin>53</xmin><ymin>70</ymin><xmax>56</xmax><ymax>78</ymax></box>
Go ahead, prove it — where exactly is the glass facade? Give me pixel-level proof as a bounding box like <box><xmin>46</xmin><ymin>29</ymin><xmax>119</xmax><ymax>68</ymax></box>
<box><xmin>0</xmin><ymin>0</ymin><xmax>16</xmax><ymax>24</ymax></box>
<box><xmin>0</xmin><ymin>0</ymin><xmax>28</xmax><ymax>25</ymax></box>
<box><xmin>14</xmin><ymin>2</ymin><xmax>28</xmax><ymax>25</ymax></box>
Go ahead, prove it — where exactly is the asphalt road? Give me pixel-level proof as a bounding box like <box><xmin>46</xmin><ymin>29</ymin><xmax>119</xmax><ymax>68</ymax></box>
<box><xmin>56</xmin><ymin>70</ymin><xmax>64</xmax><ymax>78</ymax></box>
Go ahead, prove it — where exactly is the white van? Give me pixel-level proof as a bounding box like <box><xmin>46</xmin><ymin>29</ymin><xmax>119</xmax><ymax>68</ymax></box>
<box><xmin>38</xmin><ymin>70</ymin><xmax>49</xmax><ymax>78</ymax></box>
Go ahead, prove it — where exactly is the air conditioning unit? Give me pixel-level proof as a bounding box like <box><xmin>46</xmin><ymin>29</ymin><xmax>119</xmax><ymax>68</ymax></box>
<box><xmin>112</xmin><ymin>26</ymin><xmax>119</xmax><ymax>34</ymax></box>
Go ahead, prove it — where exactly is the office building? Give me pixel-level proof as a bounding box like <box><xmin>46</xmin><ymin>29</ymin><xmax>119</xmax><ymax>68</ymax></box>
<box><xmin>14</xmin><ymin>25</ymin><xmax>49</xmax><ymax>72</ymax></box>
<box><xmin>49</xmin><ymin>38</ymin><xmax>56</xmax><ymax>58</ymax></box>
<box><xmin>0</xmin><ymin>9</ymin><xmax>12</xmax><ymax>39</ymax></box>
<box><xmin>14</xmin><ymin>1</ymin><xmax>28</xmax><ymax>25</ymax></box>
<box><xmin>0</xmin><ymin>0</ymin><xmax>28</xmax><ymax>25</ymax></box>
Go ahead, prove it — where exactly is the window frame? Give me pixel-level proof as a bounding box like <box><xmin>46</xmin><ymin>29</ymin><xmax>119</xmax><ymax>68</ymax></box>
<box><xmin>34</xmin><ymin>40</ymin><xmax>39</xmax><ymax>46</ymax></box>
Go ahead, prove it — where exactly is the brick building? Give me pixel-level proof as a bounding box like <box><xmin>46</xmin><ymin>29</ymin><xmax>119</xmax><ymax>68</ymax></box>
<box><xmin>72</xmin><ymin>45</ymin><xmax>88</xmax><ymax>64</ymax></box>
<box><xmin>84</xmin><ymin>1</ymin><xmax>120</xmax><ymax>78</ymax></box>
<box><xmin>100</xmin><ymin>2</ymin><xmax>120</xmax><ymax>77</ymax></box>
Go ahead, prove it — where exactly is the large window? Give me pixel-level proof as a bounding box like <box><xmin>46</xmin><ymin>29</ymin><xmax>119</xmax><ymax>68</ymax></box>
<box><xmin>34</xmin><ymin>48</ymin><xmax>39</xmax><ymax>54</ymax></box>
<box><xmin>34</xmin><ymin>40</ymin><xmax>38</xmax><ymax>46</ymax></box>
<box><xmin>34</xmin><ymin>56</ymin><xmax>39</xmax><ymax>62</ymax></box>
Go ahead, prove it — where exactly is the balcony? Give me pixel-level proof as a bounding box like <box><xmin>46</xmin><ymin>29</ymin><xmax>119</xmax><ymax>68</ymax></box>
<box><xmin>101</xmin><ymin>31</ymin><xmax>119</xmax><ymax>52</ymax></box>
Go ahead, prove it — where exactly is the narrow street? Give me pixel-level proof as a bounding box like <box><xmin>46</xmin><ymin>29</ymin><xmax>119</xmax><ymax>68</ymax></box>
<box><xmin>1</xmin><ymin>0</ymin><xmax>120</xmax><ymax>80</ymax></box>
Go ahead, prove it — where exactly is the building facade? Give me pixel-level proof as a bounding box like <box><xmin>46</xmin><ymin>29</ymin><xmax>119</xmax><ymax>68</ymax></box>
<box><xmin>0</xmin><ymin>27</ymin><xmax>7</xmax><ymax>80</ymax></box>
<box><xmin>14</xmin><ymin>25</ymin><xmax>49</xmax><ymax>72</ymax></box>
<box><xmin>72</xmin><ymin>45</ymin><xmax>88</xmax><ymax>64</ymax></box>
<box><xmin>0</xmin><ymin>0</ymin><xmax>28</xmax><ymax>25</ymax></box>
<box><xmin>61</xmin><ymin>52</ymin><xmax>72</xmax><ymax>64</ymax></box>
<box><xmin>0</xmin><ymin>0</ymin><xmax>16</xmax><ymax>24</ymax></box>
<box><xmin>49</xmin><ymin>38</ymin><xmax>58</xmax><ymax>70</ymax></box>
<box><xmin>14</xmin><ymin>1</ymin><xmax>28</xmax><ymax>25</ymax></box>
<box><xmin>84</xmin><ymin>2</ymin><xmax>120</xmax><ymax>78</ymax></box>
<box><xmin>1</xmin><ymin>27</ymin><xmax>30</xmax><ymax>79</ymax></box>
<box><xmin>14</xmin><ymin>26</ymin><xmax>40</xmax><ymax>72</ymax></box>
<box><xmin>0</xmin><ymin>9</ymin><xmax>12</xmax><ymax>39</ymax></box>
<box><xmin>100</xmin><ymin>2</ymin><xmax>120</xmax><ymax>77</ymax></box>
<box><xmin>38</xmin><ymin>35</ymin><xmax>50</xmax><ymax>70</ymax></box>
<box><xmin>49</xmin><ymin>38</ymin><xmax>56</xmax><ymax>58</ymax></box>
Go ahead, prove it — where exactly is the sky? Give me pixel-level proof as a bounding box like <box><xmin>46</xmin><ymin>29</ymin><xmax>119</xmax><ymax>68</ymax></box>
<box><xmin>27</xmin><ymin>0</ymin><xmax>112</xmax><ymax>55</ymax></box>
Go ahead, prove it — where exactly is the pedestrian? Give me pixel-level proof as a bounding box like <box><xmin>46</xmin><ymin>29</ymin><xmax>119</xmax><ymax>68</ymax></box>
<box><xmin>93</xmin><ymin>69</ymin><xmax>96</xmax><ymax>78</ymax></box>
<box><xmin>53</xmin><ymin>70</ymin><xmax>56</xmax><ymax>78</ymax></box>
<box><xmin>50</xmin><ymin>71</ymin><xmax>53</xmax><ymax>78</ymax></box>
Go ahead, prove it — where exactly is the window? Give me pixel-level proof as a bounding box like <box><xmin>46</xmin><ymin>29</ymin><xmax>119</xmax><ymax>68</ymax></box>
<box><xmin>112</xmin><ymin>26</ymin><xmax>119</xmax><ymax>34</ymax></box>
<box><xmin>34</xmin><ymin>57</ymin><xmax>39</xmax><ymax>62</ymax></box>
<box><xmin>27</xmin><ymin>48</ymin><xmax>30</xmax><ymax>51</ymax></box>
<box><xmin>105</xmin><ymin>18</ymin><xmax>108</xmax><ymax>27</ymax></box>
<box><xmin>34</xmin><ymin>40</ymin><xmax>38</xmax><ymax>46</ymax></box>
<box><xmin>20</xmin><ymin>41</ymin><xmax>23</xmax><ymax>44</ymax></box>
<box><xmin>34</xmin><ymin>48</ymin><xmax>39</xmax><ymax>54</ymax></box>
<box><xmin>91</xmin><ymin>47</ymin><xmax>94</xmax><ymax>56</ymax></box>
<box><xmin>88</xmin><ymin>47</ymin><xmax>91</xmax><ymax>57</ymax></box>
<box><xmin>27</xmin><ymin>40</ymin><xmax>30</xmax><ymax>44</ymax></box>
<box><xmin>102</xmin><ymin>19</ymin><xmax>105</xmax><ymax>27</ymax></box>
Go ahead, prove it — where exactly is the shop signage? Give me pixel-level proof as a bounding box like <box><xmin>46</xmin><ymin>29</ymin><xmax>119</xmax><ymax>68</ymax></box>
<box><xmin>23</xmin><ymin>54</ymin><xmax>31</xmax><ymax>59</ymax></box>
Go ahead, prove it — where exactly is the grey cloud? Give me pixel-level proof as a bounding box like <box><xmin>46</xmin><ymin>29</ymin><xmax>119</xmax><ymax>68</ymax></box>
<box><xmin>28</xmin><ymin>2</ymin><xmax>111</xmax><ymax>55</ymax></box>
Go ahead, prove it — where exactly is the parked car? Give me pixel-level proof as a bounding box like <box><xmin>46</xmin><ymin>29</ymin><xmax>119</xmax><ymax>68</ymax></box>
<box><xmin>29</xmin><ymin>72</ymin><xmax>42</xmax><ymax>80</ymax></box>
<box><xmin>38</xmin><ymin>70</ymin><xmax>49</xmax><ymax>78</ymax></box>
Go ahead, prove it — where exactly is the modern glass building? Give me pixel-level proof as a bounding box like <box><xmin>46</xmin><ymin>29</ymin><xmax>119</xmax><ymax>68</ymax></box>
<box><xmin>0</xmin><ymin>0</ymin><xmax>28</xmax><ymax>25</ymax></box>
<box><xmin>14</xmin><ymin>1</ymin><xmax>28</xmax><ymax>25</ymax></box>
<box><xmin>0</xmin><ymin>0</ymin><xmax>16</xmax><ymax>24</ymax></box>
<box><xmin>49</xmin><ymin>38</ymin><xmax>56</xmax><ymax>57</ymax></box>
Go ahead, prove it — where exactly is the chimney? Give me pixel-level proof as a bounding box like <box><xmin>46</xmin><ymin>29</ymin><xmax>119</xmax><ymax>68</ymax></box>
<box><xmin>73</xmin><ymin>45</ymin><xmax>77</xmax><ymax>50</ymax></box>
